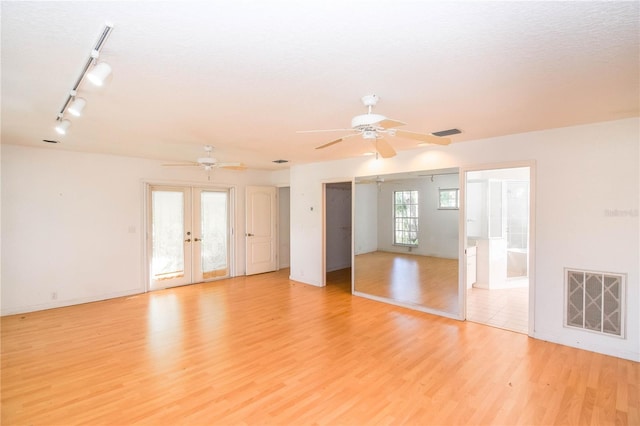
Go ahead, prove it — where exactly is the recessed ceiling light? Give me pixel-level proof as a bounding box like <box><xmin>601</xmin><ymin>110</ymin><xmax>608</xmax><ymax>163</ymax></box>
<box><xmin>362</xmin><ymin>152</ymin><xmax>375</xmax><ymax>156</ymax></box>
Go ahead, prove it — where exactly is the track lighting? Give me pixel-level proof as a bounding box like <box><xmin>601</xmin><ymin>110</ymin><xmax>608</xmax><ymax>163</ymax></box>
<box><xmin>68</xmin><ymin>97</ymin><xmax>86</xmax><ymax>116</ymax></box>
<box><xmin>55</xmin><ymin>119</ymin><xmax>71</xmax><ymax>135</ymax></box>
<box><xmin>87</xmin><ymin>62</ymin><xmax>112</xmax><ymax>86</ymax></box>
<box><xmin>52</xmin><ymin>23</ymin><xmax>113</xmax><ymax>136</ymax></box>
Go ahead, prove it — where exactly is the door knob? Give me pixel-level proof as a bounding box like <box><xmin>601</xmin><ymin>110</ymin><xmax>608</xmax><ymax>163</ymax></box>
<box><xmin>246</xmin><ymin>233</ymin><xmax>254</xmax><ymax>237</ymax></box>
<box><xmin>184</xmin><ymin>238</ymin><xmax>191</xmax><ymax>243</ymax></box>
<box><xmin>194</xmin><ymin>237</ymin><xmax>202</xmax><ymax>242</ymax></box>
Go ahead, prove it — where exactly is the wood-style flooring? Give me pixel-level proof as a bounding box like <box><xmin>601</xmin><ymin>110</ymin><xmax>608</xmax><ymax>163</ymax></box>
<box><xmin>355</xmin><ymin>251</ymin><xmax>458</xmax><ymax>314</ymax></box>
<box><xmin>2</xmin><ymin>268</ymin><xmax>638</xmax><ymax>425</ymax></box>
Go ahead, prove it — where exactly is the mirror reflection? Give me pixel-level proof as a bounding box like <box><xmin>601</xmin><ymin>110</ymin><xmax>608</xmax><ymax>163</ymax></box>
<box><xmin>353</xmin><ymin>168</ymin><xmax>460</xmax><ymax>316</ymax></box>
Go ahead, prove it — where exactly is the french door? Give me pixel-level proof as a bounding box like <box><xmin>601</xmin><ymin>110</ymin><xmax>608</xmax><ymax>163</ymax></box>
<box><xmin>148</xmin><ymin>185</ymin><xmax>231</xmax><ymax>290</ymax></box>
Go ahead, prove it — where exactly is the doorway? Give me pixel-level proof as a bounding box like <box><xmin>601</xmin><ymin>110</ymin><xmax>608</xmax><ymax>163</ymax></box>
<box><xmin>147</xmin><ymin>184</ymin><xmax>232</xmax><ymax>290</ymax></box>
<box><xmin>323</xmin><ymin>182</ymin><xmax>352</xmax><ymax>290</ymax></box>
<box><xmin>464</xmin><ymin>166</ymin><xmax>533</xmax><ymax>334</ymax></box>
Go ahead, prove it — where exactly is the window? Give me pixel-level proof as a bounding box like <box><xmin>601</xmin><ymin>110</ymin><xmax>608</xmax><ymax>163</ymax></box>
<box><xmin>439</xmin><ymin>188</ymin><xmax>459</xmax><ymax>209</ymax></box>
<box><xmin>394</xmin><ymin>190</ymin><xmax>419</xmax><ymax>246</ymax></box>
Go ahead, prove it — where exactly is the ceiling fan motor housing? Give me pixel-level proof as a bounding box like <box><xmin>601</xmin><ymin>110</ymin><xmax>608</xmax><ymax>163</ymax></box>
<box><xmin>198</xmin><ymin>157</ymin><xmax>216</xmax><ymax>165</ymax></box>
<box><xmin>351</xmin><ymin>113</ymin><xmax>386</xmax><ymax>129</ymax></box>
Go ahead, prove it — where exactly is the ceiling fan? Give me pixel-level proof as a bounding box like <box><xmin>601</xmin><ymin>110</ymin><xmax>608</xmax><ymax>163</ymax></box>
<box><xmin>355</xmin><ymin>175</ymin><xmax>386</xmax><ymax>184</ymax></box>
<box><xmin>297</xmin><ymin>94</ymin><xmax>452</xmax><ymax>158</ymax></box>
<box><xmin>162</xmin><ymin>145</ymin><xmax>245</xmax><ymax>179</ymax></box>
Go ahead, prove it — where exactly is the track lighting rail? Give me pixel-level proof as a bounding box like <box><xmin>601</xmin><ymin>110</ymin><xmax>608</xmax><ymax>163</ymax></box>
<box><xmin>55</xmin><ymin>23</ymin><xmax>114</xmax><ymax>131</ymax></box>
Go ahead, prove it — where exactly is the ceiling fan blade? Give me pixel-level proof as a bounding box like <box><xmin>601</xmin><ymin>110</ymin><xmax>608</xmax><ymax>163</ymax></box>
<box><xmin>217</xmin><ymin>162</ymin><xmax>246</xmax><ymax>170</ymax></box>
<box><xmin>161</xmin><ymin>162</ymin><xmax>200</xmax><ymax>166</ymax></box>
<box><xmin>378</xmin><ymin>118</ymin><xmax>406</xmax><ymax>129</ymax></box>
<box><xmin>375</xmin><ymin>138</ymin><xmax>396</xmax><ymax>158</ymax></box>
<box><xmin>315</xmin><ymin>137</ymin><xmax>345</xmax><ymax>150</ymax></box>
<box><xmin>393</xmin><ymin>130</ymin><xmax>451</xmax><ymax>145</ymax></box>
<box><xmin>315</xmin><ymin>132</ymin><xmax>361</xmax><ymax>150</ymax></box>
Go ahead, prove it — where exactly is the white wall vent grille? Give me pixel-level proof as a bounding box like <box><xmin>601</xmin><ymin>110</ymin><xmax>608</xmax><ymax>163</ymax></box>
<box><xmin>565</xmin><ymin>269</ymin><xmax>625</xmax><ymax>337</ymax></box>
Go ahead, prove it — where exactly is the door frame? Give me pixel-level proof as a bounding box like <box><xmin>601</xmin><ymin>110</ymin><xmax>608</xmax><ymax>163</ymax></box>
<box><xmin>460</xmin><ymin>160</ymin><xmax>536</xmax><ymax>336</ymax></box>
<box><xmin>321</xmin><ymin>179</ymin><xmax>354</xmax><ymax>287</ymax></box>
<box><xmin>142</xmin><ymin>180</ymin><xmax>237</xmax><ymax>292</ymax></box>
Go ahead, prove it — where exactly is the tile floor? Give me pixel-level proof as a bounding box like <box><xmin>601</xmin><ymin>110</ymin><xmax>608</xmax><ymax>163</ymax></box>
<box><xmin>466</xmin><ymin>279</ymin><xmax>529</xmax><ymax>334</ymax></box>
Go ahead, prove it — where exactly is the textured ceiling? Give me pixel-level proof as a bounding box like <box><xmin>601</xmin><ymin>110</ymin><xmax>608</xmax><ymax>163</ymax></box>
<box><xmin>2</xmin><ymin>1</ymin><xmax>638</xmax><ymax>170</ymax></box>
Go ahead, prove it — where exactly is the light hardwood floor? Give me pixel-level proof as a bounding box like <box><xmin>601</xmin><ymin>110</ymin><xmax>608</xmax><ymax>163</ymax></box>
<box><xmin>354</xmin><ymin>251</ymin><xmax>458</xmax><ymax>314</ymax></box>
<box><xmin>2</xmin><ymin>269</ymin><xmax>638</xmax><ymax>425</ymax></box>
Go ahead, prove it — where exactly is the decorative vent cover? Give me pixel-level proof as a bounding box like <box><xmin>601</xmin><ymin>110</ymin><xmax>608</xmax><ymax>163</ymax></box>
<box><xmin>565</xmin><ymin>269</ymin><xmax>625</xmax><ymax>337</ymax></box>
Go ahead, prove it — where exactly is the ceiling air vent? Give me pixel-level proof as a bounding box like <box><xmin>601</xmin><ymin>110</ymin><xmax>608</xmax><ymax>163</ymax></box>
<box><xmin>42</xmin><ymin>139</ymin><xmax>60</xmax><ymax>144</ymax></box>
<box><xmin>432</xmin><ymin>128</ymin><xmax>461</xmax><ymax>137</ymax></box>
<box><xmin>272</xmin><ymin>159</ymin><xmax>289</xmax><ymax>164</ymax></box>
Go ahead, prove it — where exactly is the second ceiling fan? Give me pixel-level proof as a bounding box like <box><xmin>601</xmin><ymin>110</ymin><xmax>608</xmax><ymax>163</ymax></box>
<box><xmin>162</xmin><ymin>145</ymin><xmax>245</xmax><ymax>180</ymax></box>
<box><xmin>298</xmin><ymin>94</ymin><xmax>451</xmax><ymax>158</ymax></box>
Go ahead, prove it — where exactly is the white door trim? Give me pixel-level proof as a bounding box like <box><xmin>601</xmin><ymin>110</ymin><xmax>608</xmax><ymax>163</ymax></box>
<box><xmin>460</xmin><ymin>160</ymin><xmax>536</xmax><ymax>336</ymax></box>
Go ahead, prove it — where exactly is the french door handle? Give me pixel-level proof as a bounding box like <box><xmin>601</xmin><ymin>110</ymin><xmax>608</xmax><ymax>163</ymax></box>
<box><xmin>246</xmin><ymin>233</ymin><xmax>254</xmax><ymax>237</ymax></box>
<box><xmin>194</xmin><ymin>237</ymin><xmax>202</xmax><ymax>242</ymax></box>
<box><xmin>184</xmin><ymin>238</ymin><xmax>191</xmax><ymax>243</ymax></box>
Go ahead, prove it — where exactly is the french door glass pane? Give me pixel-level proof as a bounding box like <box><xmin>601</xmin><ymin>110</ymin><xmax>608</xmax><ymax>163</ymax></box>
<box><xmin>201</xmin><ymin>191</ymin><xmax>228</xmax><ymax>278</ymax></box>
<box><xmin>151</xmin><ymin>191</ymin><xmax>185</xmax><ymax>280</ymax></box>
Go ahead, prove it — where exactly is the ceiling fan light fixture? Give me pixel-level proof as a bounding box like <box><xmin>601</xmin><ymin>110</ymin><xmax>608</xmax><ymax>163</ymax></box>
<box><xmin>68</xmin><ymin>97</ymin><xmax>86</xmax><ymax>116</ymax></box>
<box><xmin>55</xmin><ymin>119</ymin><xmax>71</xmax><ymax>135</ymax></box>
<box><xmin>362</xmin><ymin>130</ymin><xmax>378</xmax><ymax>140</ymax></box>
<box><xmin>87</xmin><ymin>62</ymin><xmax>112</xmax><ymax>86</ymax></box>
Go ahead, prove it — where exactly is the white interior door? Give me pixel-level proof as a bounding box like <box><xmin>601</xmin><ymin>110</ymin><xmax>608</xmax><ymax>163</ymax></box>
<box><xmin>149</xmin><ymin>185</ymin><xmax>230</xmax><ymax>289</ymax></box>
<box><xmin>245</xmin><ymin>186</ymin><xmax>277</xmax><ymax>275</ymax></box>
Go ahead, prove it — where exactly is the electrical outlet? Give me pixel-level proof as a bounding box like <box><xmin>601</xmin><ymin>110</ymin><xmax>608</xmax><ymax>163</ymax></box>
<box><xmin>51</xmin><ymin>292</ymin><xmax>58</xmax><ymax>300</ymax></box>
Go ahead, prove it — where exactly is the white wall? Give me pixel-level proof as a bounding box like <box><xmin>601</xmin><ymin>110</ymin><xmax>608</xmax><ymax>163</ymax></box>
<box><xmin>1</xmin><ymin>144</ymin><xmax>283</xmax><ymax>315</ymax></box>
<box><xmin>289</xmin><ymin>118</ymin><xmax>639</xmax><ymax>361</ymax></box>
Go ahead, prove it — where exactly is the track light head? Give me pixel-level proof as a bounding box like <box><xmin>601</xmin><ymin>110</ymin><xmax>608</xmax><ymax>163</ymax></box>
<box><xmin>68</xmin><ymin>97</ymin><xmax>86</xmax><ymax>116</ymax></box>
<box><xmin>87</xmin><ymin>62</ymin><xmax>111</xmax><ymax>86</ymax></box>
<box><xmin>55</xmin><ymin>119</ymin><xmax>71</xmax><ymax>135</ymax></box>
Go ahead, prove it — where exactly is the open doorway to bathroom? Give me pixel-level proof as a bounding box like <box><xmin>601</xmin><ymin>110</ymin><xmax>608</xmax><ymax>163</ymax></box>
<box><xmin>465</xmin><ymin>166</ymin><xmax>532</xmax><ymax>334</ymax></box>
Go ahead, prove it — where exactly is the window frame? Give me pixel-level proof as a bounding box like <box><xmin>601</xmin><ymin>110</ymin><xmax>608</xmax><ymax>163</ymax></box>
<box><xmin>393</xmin><ymin>189</ymin><xmax>419</xmax><ymax>247</ymax></box>
<box><xmin>438</xmin><ymin>188</ymin><xmax>460</xmax><ymax>210</ymax></box>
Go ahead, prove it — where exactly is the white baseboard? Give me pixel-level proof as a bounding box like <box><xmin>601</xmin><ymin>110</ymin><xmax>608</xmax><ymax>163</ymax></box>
<box><xmin>1</xmin><ymin>288</ymin><xmax>145</xmax><ymax>316</ymax></box>
<box><xmin>533</xmin><ymin>330</ymin><xmax>639</xmax><ymax>362</ymax></box>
